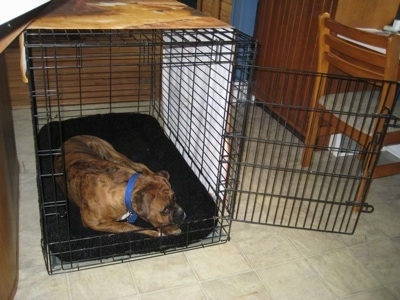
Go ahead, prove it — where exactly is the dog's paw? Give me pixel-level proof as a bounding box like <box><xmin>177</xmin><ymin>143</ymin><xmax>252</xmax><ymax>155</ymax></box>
<box><xmin>159</xmin><ymin>226</ymin><xmax>182</xmax><ymax>236</ymax></box>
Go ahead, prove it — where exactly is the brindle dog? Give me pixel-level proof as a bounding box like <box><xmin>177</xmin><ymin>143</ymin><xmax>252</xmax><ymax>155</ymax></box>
<box><xmin>54</xmin><ymin>135</ymin><xmax>185</xmax><ymax>237</ymax></box>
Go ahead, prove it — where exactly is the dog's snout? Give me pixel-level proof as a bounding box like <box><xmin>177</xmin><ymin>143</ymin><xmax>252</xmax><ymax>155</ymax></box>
<box><xmin>173</xmin><ymin>206</ymin><xmax>186</xmax><ymax>225</ymax></box>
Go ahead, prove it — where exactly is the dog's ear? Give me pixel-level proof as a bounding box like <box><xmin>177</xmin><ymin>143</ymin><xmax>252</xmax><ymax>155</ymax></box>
<box><xmin>156</xmin><ymin>170</ymin><xmax>170</xmax><ymax>180</ymax></box>
<box><xmin>132</xmin><ymin>191</ymin><xmax>147</xmax><ymax>216</ymax></box>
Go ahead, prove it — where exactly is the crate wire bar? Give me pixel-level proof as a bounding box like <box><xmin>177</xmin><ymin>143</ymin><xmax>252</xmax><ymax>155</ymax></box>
<box><xmin>25</xmin><ymin>27</ymin><xmax>398</xmax><ymax>274</ymax></box>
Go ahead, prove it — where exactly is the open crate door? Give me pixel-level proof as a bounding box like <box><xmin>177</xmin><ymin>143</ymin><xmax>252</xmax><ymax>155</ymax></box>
<box><xmin>226</xmin><ymin>67</ymin><xmax>399</xmax><ymax>234</ymax></box>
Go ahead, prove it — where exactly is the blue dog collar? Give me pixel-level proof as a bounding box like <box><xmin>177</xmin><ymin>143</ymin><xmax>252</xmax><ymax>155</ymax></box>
<box><xmin>124</xmin><ymin>173</ymin><xmax>141</xmax><ymax>223</ymax></box>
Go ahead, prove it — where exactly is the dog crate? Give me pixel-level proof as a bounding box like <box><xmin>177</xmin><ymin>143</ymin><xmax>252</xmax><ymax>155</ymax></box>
<box><xmin>25</xmin><ymin>27</ymin><xmax>399</xmax><ymax>274</ymax></box>
<box><xmin>25</xmin><ymin>26</ymin><xmax>255</xmax><ymax>273</ymax></box>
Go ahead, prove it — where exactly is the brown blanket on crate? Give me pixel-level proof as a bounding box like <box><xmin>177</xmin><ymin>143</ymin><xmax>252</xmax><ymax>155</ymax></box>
<box><xmin>37</xmin><ymin>113</ymin><xmax>217</xmax><ymax>262</ymax></box>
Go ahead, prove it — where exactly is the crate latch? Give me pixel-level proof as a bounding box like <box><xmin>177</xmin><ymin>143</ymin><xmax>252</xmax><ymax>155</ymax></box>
<box><xmin>346</xmin><ymin>201</ymin><xmax>375</xmax><ymax>213</ymax></box>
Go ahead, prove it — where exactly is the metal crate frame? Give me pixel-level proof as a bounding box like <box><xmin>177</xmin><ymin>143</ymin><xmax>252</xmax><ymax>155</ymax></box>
<box><xmin>25</xmin><ymin>27</ymin><xmax>255</xmax><ymax>273</ymax></box>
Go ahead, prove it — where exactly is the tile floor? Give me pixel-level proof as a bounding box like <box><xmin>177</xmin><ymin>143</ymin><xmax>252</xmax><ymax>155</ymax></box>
<box><xmin>13</xmin><ymin>108</ymin><xmax>400</xmax><ymax>300</ymax></box>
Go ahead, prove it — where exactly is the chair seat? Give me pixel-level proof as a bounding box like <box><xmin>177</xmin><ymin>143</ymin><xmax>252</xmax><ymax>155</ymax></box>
<box><xmin>319</xmin><ymin>90</ymin><xmax>400</xmax><ymax>135</ymax></box>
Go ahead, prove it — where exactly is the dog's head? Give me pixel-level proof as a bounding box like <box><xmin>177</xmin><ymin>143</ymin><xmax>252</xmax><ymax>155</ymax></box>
<box><xmin>132</xmin><ymin>170</ymin><xmax>186</xmax><ymax>230</ymax></box>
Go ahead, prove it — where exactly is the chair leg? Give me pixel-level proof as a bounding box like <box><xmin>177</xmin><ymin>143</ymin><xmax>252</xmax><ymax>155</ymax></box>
<box><xmin>353</xmin><ymin>178</ymin><xmax>368</xmax><ymax>213</ymax></box>
<box><xmin>353</xmin><ymin>144</ymin><xmax>380</xmax><ymax>212</ymax></box>
<box><xmin>302</xmin><ymin>113</ymin><xmax>321</xmax><ymax>167</ymax></box>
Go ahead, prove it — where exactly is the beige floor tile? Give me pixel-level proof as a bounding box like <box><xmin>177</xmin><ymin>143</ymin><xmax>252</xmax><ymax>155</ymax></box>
<box><xmin>19</xmin><ymin>191</ymin><xmax>41</xmax><ymax>232</ymax></box>
<box><xmin>18</xmin><ymin>229</ymin><xmax>43</xmax><ymax>269</ymax></box>
<box><xmin>283</xmin><ymin>228</ymin><xmax>345</xmax><ymax>257</ymax></box>
<box><xmin>233</xmin><ymin>226</ymin><xmax>302</xmax><ymax>269</ymax></box>
<box><xmin>202</xmin><ymin>271</ymin><xmax>272</xmax><ymax>300</ymax></box>
<box><xmin>348</xmin><ymin>237</ymin><xmax>400</xmax><ymax>285</ymax></box>
<box><xmin>334</xmin><ymin>218</ymin><xmax>386</xmax><ymax>247</ymax></box>
<box><xmin>18</xmin><ymin>133</ymin><xmax>41</xmax><ymax>233</ymax></box>
<box><xmin>184</xmin><ymin>242</ymin><xmax>251</xmax><ymax>281</ymax></box>
<box><xmin>13</xmin><ymin>109</ymin><xmax>35</xmax><ymax>142</ymax></box>
<box><xmin>17</xmin><ymin>127</ymin><xmax>44</xmax><ymax>269</ymax></box>
<box><xmin>113</xmin><ymin>295</ymin><xmax>141</xmax><ymax>300</ymax></box>
<box><xmin>140</xmin><ymin>284</ymin><xmax>206</xmax><ymax>300</ymax></box>
<box><xmin>16</xmin><ymin>155</ymin><xmax>36</xmax><ymax>173</ymax></box>
<box><xmin>14</xmin><ymin>265</ymin><xmax>69</xmax><ymax>300</ymax></box>
<box><xmin>368</xmin><ymin>175</ymin><xmax>400</xmax><ymax>203</ymax></box>
<box><xmin>231</xmin><ymin>220</ymin><xmax>261</xmax><ymax>232</ymax></box>
<box><xmin>367</xmin><ymin>176</ymin><xmax>400</xmax><ymax>237</ymax></box>
<box><xmin>68</xmin><ymin>263</ymin><xmax>138</xmax><ymax>299</ymax></box>
<box><xmin>368</xmin><ymin>205</ymin><xmax>400</xmax><ymax>237</ymax></box>
<box><xmin>386</xmin><ymin>281</ymin><xmax>400</xmax><ymax>299</ymax></box>
<box><xmin>18</xmin><ymin>155</ymin><xmax>36</xmax><ymax>174</ymax></box>
<box><xmin>257</xmin><ymin>259</ymin><xmax>335</xmax><ymax>300</ymax></box>
<box><xmin>343</xmin><ymin>287</ymin><xmax>398</xmax><ymax>300</ymax></box>
<box><xmin>307</xmin><ymin>248</ymin><xmax>380</xmax><ymax>298</ymax></box>
<box><xmin>129</xmin><ymin>253</ymin><xmax>197</xmax><ymax>293</ymax></box>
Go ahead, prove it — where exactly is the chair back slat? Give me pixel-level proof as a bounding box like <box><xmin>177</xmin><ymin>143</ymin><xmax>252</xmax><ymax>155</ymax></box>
<box><xmin>318</xmin><ymin>12</ymin><xmax>400</xmax><ymax>81</ymax></box>
<box><xmin>325</xmin><ymin>51</ymin><xmax>384</xmax><ymax>80</ymax></box>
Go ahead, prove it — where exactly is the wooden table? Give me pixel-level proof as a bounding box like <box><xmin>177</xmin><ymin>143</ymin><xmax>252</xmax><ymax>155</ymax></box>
<box><xmin>28</xmin><ymin>0</ymin><xmax>230</xmax><ymax>29</ymax></box>
<box><xmin>0</xmin><ymin>21</ymin><xmax>27</xmax><ymax>300</ymax></box>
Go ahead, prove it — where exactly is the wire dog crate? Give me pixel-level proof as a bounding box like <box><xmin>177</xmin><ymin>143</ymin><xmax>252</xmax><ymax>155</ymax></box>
<box><xmin>25</xmin><ymin>28</ymin><xmax>399</xmax><ymax>274</ymax></box>
<box><xmin>25</xmin><ymin>27</ymin><xmax>255</xmax><ymax>273</ymax></box>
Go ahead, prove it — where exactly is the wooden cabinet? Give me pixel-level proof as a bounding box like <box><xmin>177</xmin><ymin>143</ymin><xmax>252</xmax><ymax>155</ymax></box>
<box><xmin>0</xmin><ymin>50</ymin><xmax>19</xmax><ymax>300</ymax></box>
<box><xmin>253</xmin><ymin>0</ymin><xmax>400</xmax><ymax>136</ymax></box>
<box><xmin>254</xmin><ymin>0</ymin><xmax>338</xmax><ymax>72</ymax></box>
<box><xmin>197</xmin><ymin>0</ymin><xmax>232</xmax><ymax>23</ymax></box>
<box><xmin>0</xmin><ymin>4</ymin><xmax>48</xmax><ymax>297</ymax></box>
<box><xmin>253</xmin><ymin>0</ymin><xmax>338</xmax><ymax>135</ymax></box>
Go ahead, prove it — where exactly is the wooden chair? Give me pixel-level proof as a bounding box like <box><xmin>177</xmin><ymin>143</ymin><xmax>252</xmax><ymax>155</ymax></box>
<box><xmin>302</xmin><ymin>12</ymin><xmax>400</xmax><ymax>182</ymax></box>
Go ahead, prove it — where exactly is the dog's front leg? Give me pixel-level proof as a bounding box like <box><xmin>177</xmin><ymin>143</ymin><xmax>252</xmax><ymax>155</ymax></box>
<box><xmin>85</xmin><ymin>219</ymin><xmax>160</xmax><ymax>237</ymax></box>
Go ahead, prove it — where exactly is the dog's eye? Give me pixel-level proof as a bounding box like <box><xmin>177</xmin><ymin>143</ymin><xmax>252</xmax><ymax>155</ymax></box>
<box><xmin>162</xmin><ymin>206</ymin><xmax>171</xmax><ymax>215</ymax></box>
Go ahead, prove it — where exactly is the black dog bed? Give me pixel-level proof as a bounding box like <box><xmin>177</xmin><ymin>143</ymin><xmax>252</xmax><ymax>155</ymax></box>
<box><xmin>37</xmin><ymin>113</ymin><xmax>218</xmax><ymax>262</ymax></box>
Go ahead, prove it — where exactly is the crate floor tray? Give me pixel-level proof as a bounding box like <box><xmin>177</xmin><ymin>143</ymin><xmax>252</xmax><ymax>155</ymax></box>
<box><xmin>37</xmin><ymin>113</ymin><xmax>218</xmax><ymax>262</ymax></box>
